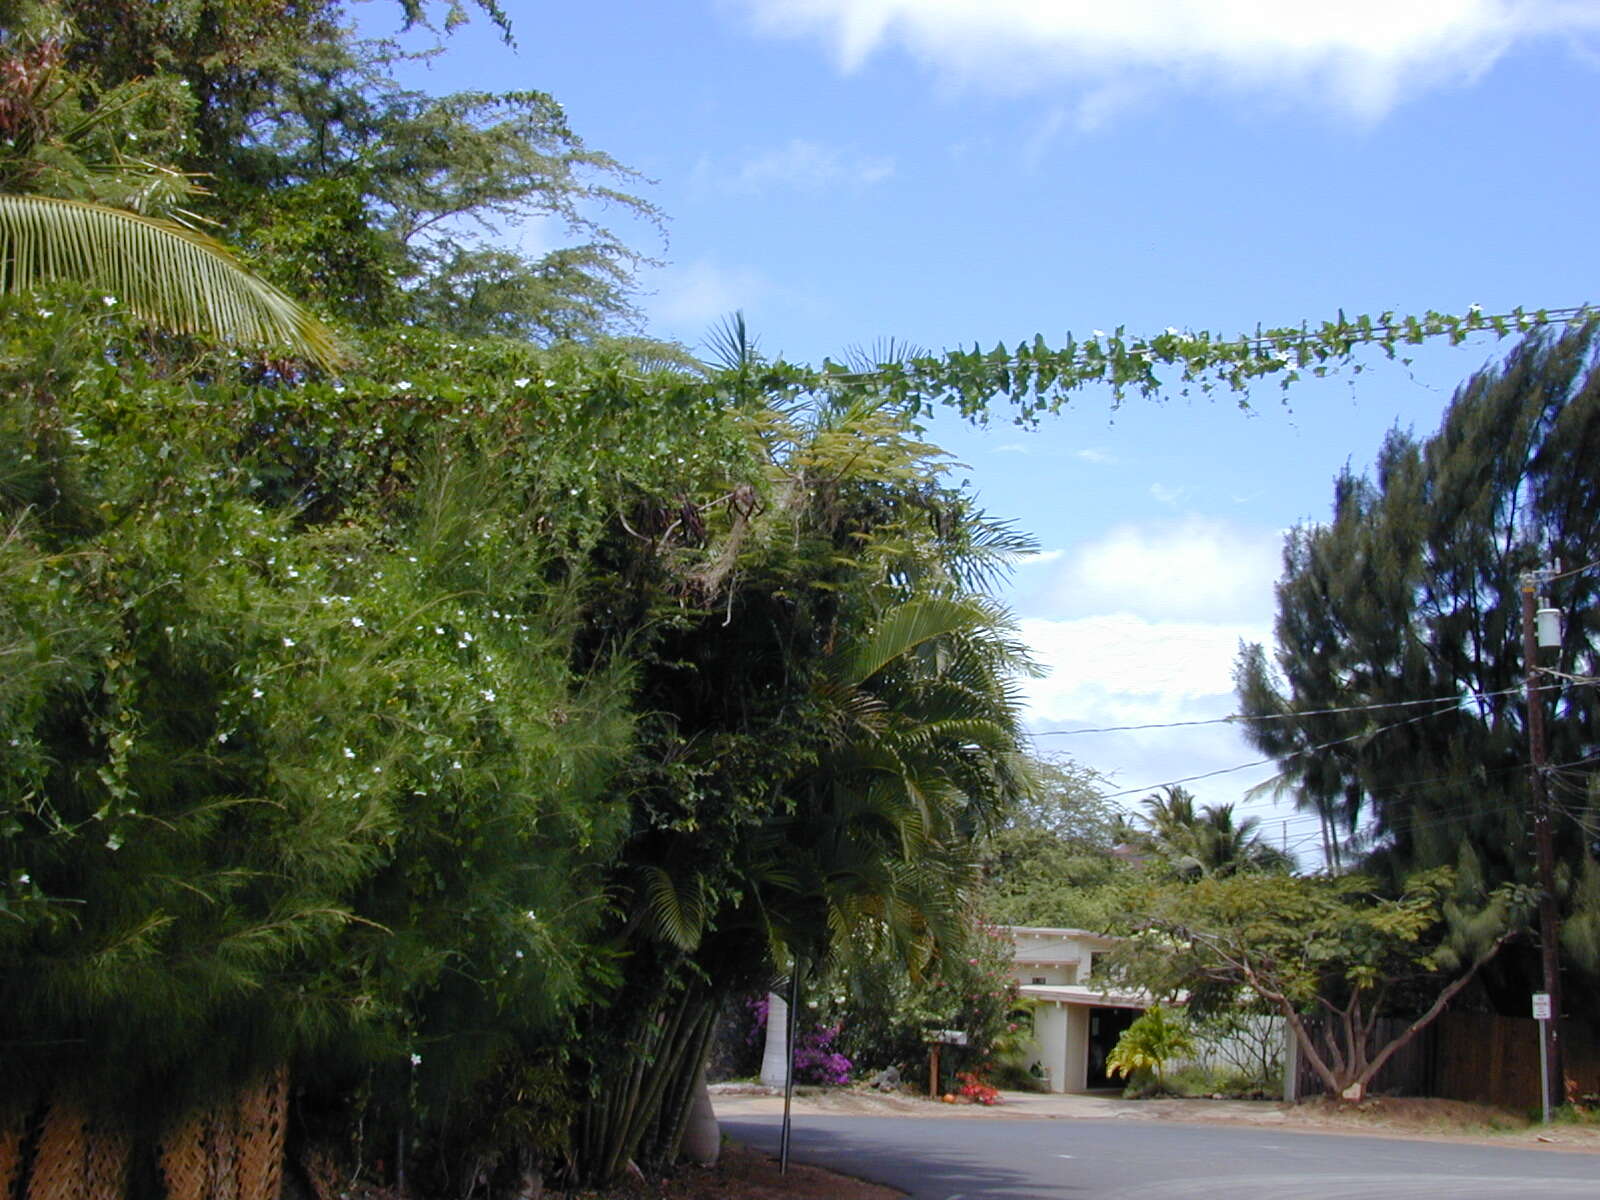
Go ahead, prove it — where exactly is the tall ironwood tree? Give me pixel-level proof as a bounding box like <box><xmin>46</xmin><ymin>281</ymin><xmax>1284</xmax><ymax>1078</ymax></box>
<box><xmin>1236</xmin><ymin>323</ymin><xmax>1600</xmax><ymax>1007</ymax></box>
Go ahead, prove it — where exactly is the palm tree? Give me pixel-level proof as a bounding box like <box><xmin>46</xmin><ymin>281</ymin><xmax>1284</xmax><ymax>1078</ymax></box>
<box><xmin>1136</xmin><ymin>787</ymin><xmax>1294</xmax><ymax>876</ymax></box>
<box><xmin>0</xmin><ymin>193</ymin><xmax>343</xmax><ymax>365</ymax></box>
<box><xmin>1190</xmin><ymin>803</ymin><xmax>1295</xmax><ymax>876</ymax></box>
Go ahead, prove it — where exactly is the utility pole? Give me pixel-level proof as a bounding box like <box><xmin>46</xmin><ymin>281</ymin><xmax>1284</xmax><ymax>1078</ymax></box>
<box><xmin>1521</xmin><ymin>570</ymin><xmax>1565</xmax><ymax>1114</ymax></box>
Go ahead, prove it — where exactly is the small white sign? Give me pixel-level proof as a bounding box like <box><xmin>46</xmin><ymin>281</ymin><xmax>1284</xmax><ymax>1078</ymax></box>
<box><xmin>1533</xmin><ymin>992</ymin><xmax>1552</xmax><ymax>1021</ymax></box>
<box><xmin>931</xmin><ymin>1029</ymin><xmax>969</xmax><ymax>1046</ymax></box>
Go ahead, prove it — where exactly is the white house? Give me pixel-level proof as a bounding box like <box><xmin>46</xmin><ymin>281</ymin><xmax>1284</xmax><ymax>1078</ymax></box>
<box><xmin>1000</xmin><ymin>925</ymin><xmax>1147</xmax><ymax>1093</ymax></box>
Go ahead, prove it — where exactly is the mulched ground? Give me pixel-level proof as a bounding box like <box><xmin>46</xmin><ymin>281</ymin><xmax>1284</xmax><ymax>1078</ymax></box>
<box><xmin>576</xmin><ymin>1143</ymin><xmax>902</xmax><ymax>1200</ymax></box>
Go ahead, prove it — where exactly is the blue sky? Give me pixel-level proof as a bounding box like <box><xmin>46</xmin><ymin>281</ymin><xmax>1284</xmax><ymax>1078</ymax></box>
<box><xmin>370</xmin><ymin>0</ymin><xmax>1600</xmax><ymax>861</ymax></box>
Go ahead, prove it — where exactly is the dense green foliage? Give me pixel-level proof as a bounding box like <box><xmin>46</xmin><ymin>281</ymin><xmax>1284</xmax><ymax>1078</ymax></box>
<box><xmin>977</xmin><ymin>755</ymin><xmax>1133</xmax><ymax>930</ymax></box>
<box><xmin>1115</xmin><ymin>869</ymin><xmax>1529</xmax><ymax>1100</ymax></box>
<box><xmin>1124</xmin><ymin>785</ymin><xmax>1296</xmax><ymax>879</ymax></box>
<box><xmin>7</xmin><ymin>0</ymin><xmax>1598</xmax><ymax>1188</ymax></box>
<box><xmin>1105</xmin><ymin>1005</ymin><xmax>1194</xmax><ymax>1091</ymax></box>
<box><xmin>1236</xmin><ymin>323</ymin><xmax>1600</xmax><ymax>1008</ymax></box>
<box><xmin>811</xmin><ymin>920</ymin><xmax>1025</xmax><ymax>1090</ymax></box>
<box><xmin>0</xmin><ymin>5</ymin><xmax>1038</xmax><ymax>1177</ymax></box>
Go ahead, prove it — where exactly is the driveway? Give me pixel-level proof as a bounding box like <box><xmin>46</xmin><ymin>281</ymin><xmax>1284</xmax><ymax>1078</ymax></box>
<box><xmin>720</xmin><ymin>1114</ymin><xmax>1600</xmax><ymax>1199</ymax></box>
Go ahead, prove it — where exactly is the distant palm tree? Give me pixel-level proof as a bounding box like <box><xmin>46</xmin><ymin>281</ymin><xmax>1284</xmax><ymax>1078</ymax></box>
<box><xmin>0</xmin><ymin>193</ymin><xmax>343</xmax><ymax>365</ymax></box>
<box><xmin>1136</xmin><ymin>787</ymin><xmax>1294</xmax><ymax>876</ymax></box>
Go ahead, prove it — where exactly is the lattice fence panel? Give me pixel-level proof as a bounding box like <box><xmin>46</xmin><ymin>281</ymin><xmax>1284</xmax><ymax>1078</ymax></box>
<box><xmin>158</xmin><ymin>1112</ymin><xmax>208</xmax><ymax>1200</ymax></box>
<box><xmin>159</xmin><ymin>1069</ymin><xmax>291</xmax><ymax>1200</ymax></box>
<box><xmin>81</xmin><ymin>1127</ymin><xmax>128</xmax><ymax>1200</ymax></box>
<box><xmin>24</xmin><ymin>1100</ymin><xmax>85</xmax><ymax>1200</ymax></box>
<box><xmin>0</xmin><ymin>1122</ymin><xmax>24</xmax><ymax>1200</ymax></box>
<box><xmin>233</xmin><ymin>1070</ymin><xmax>287</xmax><ymax>1200</ymax></box>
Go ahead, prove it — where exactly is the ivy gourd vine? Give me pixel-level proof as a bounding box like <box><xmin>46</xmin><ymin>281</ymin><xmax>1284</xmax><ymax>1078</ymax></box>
<box><xmin>810</xmin><ymin>303</ymin><xmax>1597</xmax><ymax>425</ymax></box>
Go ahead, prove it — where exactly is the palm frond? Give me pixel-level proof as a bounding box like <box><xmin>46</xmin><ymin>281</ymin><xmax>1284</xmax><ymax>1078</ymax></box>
<box><xmin>0</xmin><ymin>193</ymin><xmax>345</xmax><ymax>366</ymax></box>
<box><xmin>639</xmin><ymin>865</ymin><xmax>707</xmax><ymax>951</ymax></box>
<box><xmin>836</xmin><ymin>595</ymin><xmax>992</xmax><ymax>687</ymax></box>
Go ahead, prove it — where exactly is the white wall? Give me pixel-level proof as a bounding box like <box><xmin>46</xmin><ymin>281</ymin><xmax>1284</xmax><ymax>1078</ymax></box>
<box><xmin>1015</xmin><ymin>963</ymin><xmax>1079</xmax><ymax>986</ymax></box>
<box><xmin>1032</xmin><ymin>1004</ymin><xmax>1068</xmax><ymax>1093</ymax></box>
<box><xmin>1063</xmin><ymin>1006</ymin><xmax>1090</xmax><ymax>1092</ymax></box>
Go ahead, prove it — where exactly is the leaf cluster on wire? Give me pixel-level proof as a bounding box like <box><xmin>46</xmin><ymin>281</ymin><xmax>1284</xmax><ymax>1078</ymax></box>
<box><xmin>806</xmin><ymin>304</ymin><xmax>1597</xmax><ymax>425</ymax></box>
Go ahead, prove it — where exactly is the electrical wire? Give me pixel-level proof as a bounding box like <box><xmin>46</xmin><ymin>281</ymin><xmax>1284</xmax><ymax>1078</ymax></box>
<box><xmin>1031</xmin><ymin>686</ymin><xmax>1524</xmax><ymax>738</ymax></box>
<box><xmin>1544</xmin><ymin>557</ymin><xmax>1600</xmax><ymax>584</ymax></box>
<box><xmin>1092</xmin><ymin>699</ymin><xmax>1466</xmax><ymax>802</ymax></box>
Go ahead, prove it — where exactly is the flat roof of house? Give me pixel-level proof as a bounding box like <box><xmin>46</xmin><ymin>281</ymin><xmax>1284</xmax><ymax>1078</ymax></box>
<box><xmin>1018</xmin><ymin>984</ymin><xmax>1147</xmax><ymax>1010</ymax></box>
<box><xmin>999</xmin><ymin>925</ymin><xmax>1118</xmax><ymax>946</ymax></box>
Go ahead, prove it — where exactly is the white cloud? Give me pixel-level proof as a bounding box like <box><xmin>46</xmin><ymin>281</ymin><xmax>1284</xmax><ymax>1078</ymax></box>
<box><xmin>1149</xmin><ymin>482</ymin><xmax>1184</xmax><ymax>505</ymax></box>
<box><xmin>1074</xmin><ymin>447</ymin><xmax>1115</xmax><ymax>464</ymax></box>
<box><xmin>1018</xmin><ymin>612</ymin><xmax>1254</xmax><ymax>727</ymax></box>
<box><xmin>1017</xmin><ymin>548</ymin><xmax>1065</xmax><ymax>568</ymax></box>
<box><xmin>713</xmin><ymin>138</ymin><xmax>895</xmax><ymax>193</ymax></box>
<box><xmin>1008</xmin><ymin>516</ymin><xmax>1294</xmax><ymax>813</ymax></box>
<box><xmin>738</xmin><ymin>0</ymin><xmax>1600</xmax><ymax>119</ymax></box>
<box><xmin>648</xmin><ymin>259</ymin><xmax>771</xmax><ymax>326</ymax></box>
<box><xmin>1037</xmin><ymin>514</ymin><xmax>1282</xmax><ymax>625</ymax></box>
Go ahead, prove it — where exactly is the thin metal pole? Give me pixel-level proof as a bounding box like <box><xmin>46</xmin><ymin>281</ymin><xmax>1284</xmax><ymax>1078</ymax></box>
<box><xmin>1539</xmin><ymin>1015</ymin><xmax>1551</xmax><ymax>1125</ymax></box>
<box><xmin>1522</xmin><ymin>572</ymin><xmax>1565</xmax><ymax>1116</ymax></box>
<box><xmin>779</xmin><ymin>960</ymin><xmax>801</xmax><ymax>1173</ymax></box>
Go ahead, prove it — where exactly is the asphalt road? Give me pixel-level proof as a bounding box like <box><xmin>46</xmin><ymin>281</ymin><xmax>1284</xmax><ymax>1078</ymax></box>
<box><xmin>722</xmin><ymin>1115</ymin><xmax>1600</xmax><ymax>1199</ymax></box>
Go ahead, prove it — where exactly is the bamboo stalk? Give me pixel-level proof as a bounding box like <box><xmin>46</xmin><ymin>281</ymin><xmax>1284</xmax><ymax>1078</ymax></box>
<box><xmin>600</xmin><ymin>1002</ymin><xmax>669</xmax><ymax>1184</ymax></box>
<box><xmin>615</xmin><ymin>999</ymin><xmax>693</xmax><ymax>1173</ymax></box>
<box><xmin>657</xmin><ymin>1001</ymin><xmax>718</xmax><ymax>1166</ymax></box>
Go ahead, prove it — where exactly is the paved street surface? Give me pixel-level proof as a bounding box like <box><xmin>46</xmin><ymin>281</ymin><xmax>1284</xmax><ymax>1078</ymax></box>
<box><xmin>722</xmin><ymin>1115</ymin><xmax>1600</xmax><ymax>1199</ymax></box>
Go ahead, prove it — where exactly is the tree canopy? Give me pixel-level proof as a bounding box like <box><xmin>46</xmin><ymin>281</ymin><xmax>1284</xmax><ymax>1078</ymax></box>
<box><xmin>1235</xmin><ymin>322</ymin><xmax>1600</xmax><ymax>1008</ymax></box>
<box><xmin>1115</xmin><ymin>869</ymin><xmax>1529</xmax><ymax>1101</ymax></box>
<box><xmin>3</xmin><ymin>1</ymin><xmax>1598</xmax><ymax>1191</ymax></box>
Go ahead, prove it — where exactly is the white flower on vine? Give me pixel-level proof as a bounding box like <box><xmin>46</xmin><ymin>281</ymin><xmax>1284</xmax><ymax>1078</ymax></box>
<box><xmin>344</xmin><ymin>747</ymin><xmax>356</xmax><ymax>759</ymax></box>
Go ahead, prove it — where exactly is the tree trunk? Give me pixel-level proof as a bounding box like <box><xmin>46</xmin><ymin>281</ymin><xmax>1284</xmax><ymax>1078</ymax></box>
<box><xmin>758</xmin><ymin>992</ymin><xmax>789</xmax><ymax>1090</ymax></box>
<box><xmin>678</xmin><ymin>1064</ymin><xmax>719</xmax><ymax>1167</ymax></box>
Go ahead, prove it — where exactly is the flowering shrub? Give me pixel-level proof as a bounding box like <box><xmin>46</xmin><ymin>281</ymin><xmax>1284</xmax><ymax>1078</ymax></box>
<box><xmin>794</xmin><ymin>1024</ymin><xmax>853</xmax><ymax>1085</ymax></box>
<box><xmin>747</xmin><ymin>994</ymin><xmax>854</xmax><ymax>1084</ymax></box>
<box><xmin>812</xmin><ymin>920</ymin><xmax>1021</xmax><ymax>1090</ymax></box>
<box><xmin>956</xmin><ymin>1071</ymin><xmax>1001</xmax><ymax>1106</ymax></box>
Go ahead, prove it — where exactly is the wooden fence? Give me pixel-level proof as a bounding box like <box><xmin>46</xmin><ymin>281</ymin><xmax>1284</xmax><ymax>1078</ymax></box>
<box><xmin>1293</xmin><ymin>1011</ymin><xmax>1600</xmax><ymax>1111</ymax></box>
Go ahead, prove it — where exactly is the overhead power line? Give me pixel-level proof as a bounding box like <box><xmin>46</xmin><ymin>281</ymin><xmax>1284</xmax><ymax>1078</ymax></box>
<box><xmin>1032</xmin><ymin>686</ymin><xmax>1524</xmax><ymax>738</ymax></box>
<box><xmin>1092</xmin><ymin>699</ymin><xmax>1466</xmax><ymax>802</ymax></box>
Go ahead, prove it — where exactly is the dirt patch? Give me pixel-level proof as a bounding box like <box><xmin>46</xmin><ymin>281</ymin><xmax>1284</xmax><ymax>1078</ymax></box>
<box><xmin>580</xmin><ymin>1142</ymin><xmax>903</xmax><ymax>1200</ymax></box>
<box><xmin>1276</xmin><ymin>1095</ymin><xmax>1600</xmax><ymax>1150</ymax></box>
